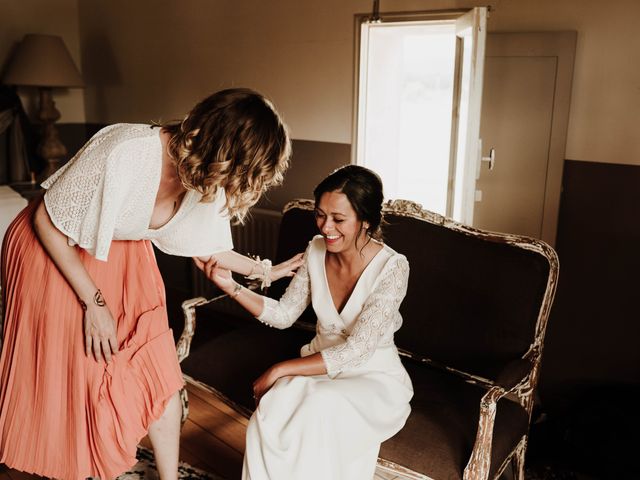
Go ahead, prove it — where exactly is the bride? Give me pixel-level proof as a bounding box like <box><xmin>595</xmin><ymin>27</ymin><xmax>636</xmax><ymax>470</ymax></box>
<box><xmin>196</xmin><ymin>165</ymin><xmax>414</xmax><ymax>479</ymax></box>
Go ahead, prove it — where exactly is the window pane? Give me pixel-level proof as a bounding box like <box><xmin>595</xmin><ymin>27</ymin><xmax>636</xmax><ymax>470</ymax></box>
<box><xmin>358</xmin><ymin>22</ymin><xmax>456</xmax><ymax>215</ymax></box>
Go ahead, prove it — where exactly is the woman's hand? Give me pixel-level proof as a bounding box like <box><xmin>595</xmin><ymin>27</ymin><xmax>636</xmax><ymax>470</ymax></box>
<box><xmin>270</xmin><ymin>253</ymin><xmax>304</xmax><ymax>282</ymax></box>
<box><xmin>84</xmin><ymin>303</ymin><xmax>118</xmax><ymax>363</ymax></box>
<box><xmin>252</xmin><ymin>364</ymin><xmax>283</xmax><ymax>406</ymax></box>
<box><xmin>33</xmin><ymin>201</ymin><xmax>119</xmax><ymax>363</ymax></box>
<box><xmin>194</xmin><ymin>257</ymin><xmax>235</xmax><ymax>293</ymax></box>
<box><xmin>253</xmin><ymin>355</ymin><xmax>328</xmax><ymax>406</ymax></box>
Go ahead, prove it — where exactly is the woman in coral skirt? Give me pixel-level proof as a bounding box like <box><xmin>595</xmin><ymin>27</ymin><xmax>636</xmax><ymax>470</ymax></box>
<box><xmin>0</xmin><ymin>88</ymin><xmax>302</xmax><ymax>480</ymax></box>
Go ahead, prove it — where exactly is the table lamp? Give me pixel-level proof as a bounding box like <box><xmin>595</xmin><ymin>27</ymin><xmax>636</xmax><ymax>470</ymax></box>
<box><xmin>3</xmin><ymin>34</ymin><xmax>84</xmax><ymax>179</ymax></box>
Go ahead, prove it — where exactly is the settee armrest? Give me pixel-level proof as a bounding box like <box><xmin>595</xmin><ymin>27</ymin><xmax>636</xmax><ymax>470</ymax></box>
<box><xmin>462</xmin><ymin>350</ymin><xmax>538</xmax><ymax>480</ymax></box>
<box><xmin>176</xmin><ymin>294</ymin><xmax>227</xmax><ymax>363</ymax></box>
<box><xmin>176</xmin><ymin>279</ymin><xmax>266</xmax><ymax>364</ymax></box>
<box><xmin>495</xmin><ymin>356</ymin><xmax>535</xmax><ymax>391</ymax></box>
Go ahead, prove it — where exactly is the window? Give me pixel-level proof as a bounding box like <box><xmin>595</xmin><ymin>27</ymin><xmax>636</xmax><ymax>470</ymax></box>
<box><xmin>355</xmin><ymin>8</ymin><xmax>487</xmax><ymax>223</ymax></box>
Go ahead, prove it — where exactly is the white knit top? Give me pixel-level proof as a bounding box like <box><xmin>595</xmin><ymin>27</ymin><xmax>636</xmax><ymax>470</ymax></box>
<box><xmin>41</xmin><ymin>123</ymin><xmax>233</xmax><ymax>262</ymax></box>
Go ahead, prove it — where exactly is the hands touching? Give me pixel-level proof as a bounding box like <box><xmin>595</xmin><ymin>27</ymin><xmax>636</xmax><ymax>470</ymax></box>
<box><xmin>194</xmin><ymin>252</ymin><xmax>304</xmax><ymax>292</ymax></box>
<box><xmin>194</xmin><ymin>256</ymin><xmax>235</xmax><ymax>294</ymax></box>
<box><xmin>270</xmin><ymin>253</ymin><xmax>304</xmax><ymax>282</ymax></box>
<box><xmin>192</xmin><ymin>251</ymin><xmax>309</xmax><ymax>407</ymax></box>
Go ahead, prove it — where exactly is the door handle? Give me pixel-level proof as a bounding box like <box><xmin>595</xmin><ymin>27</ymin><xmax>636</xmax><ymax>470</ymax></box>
<box><xmin>481</xmin><ymin>148</ymin><xmax>495</xmax><ymax>170</ymax></box>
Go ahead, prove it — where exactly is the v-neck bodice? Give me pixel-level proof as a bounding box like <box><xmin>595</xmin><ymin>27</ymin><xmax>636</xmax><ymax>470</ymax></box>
<box><xmin>256</xmin><ymin>234</ymin><xmax>410</xmax><ymax>377</ymax></box>
<box><xmin>321</xmin><ymin>243</ymin><xmax>385</xmax><ymax>318</ymax></box>
<box><xmin>307</xmin><ymin>236</ymin><xmax>393</xmax><ymax>349</ymax></box>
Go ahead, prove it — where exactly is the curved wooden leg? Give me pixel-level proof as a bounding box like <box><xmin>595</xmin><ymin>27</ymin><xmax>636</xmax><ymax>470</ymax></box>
<box><xmin>179</xmin><ymin>386</ymin><xmax>189</xmax><ymax>426</ymax></box>
<box><xmin>511</xmin><ymin>436</ymin><xmax>527</xmax><ymax>480</ymax></box>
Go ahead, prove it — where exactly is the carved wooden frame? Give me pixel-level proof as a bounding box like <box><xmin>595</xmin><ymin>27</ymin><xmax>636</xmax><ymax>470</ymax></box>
<box><xmin>177</xmin><ymin>198</ymin><xmax>559</xmax><ymax>480</ymax></box>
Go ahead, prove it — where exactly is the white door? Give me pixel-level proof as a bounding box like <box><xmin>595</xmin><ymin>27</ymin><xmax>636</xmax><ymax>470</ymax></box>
<box><xmin>450</xmin><ymin>7</ymin><xmax>487</xmax><ymax>224</ymax></box>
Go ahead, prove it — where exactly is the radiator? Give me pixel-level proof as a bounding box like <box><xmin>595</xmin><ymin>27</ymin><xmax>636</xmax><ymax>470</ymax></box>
<box><xmin>192</xmin><ymin>207</ymin><xmax>282</xmax><ymax>303</ymax></box>
<box><xmin>231</xmin><ymin>207</ymin><xmax>282</xmax><ymax>262</ymax></box>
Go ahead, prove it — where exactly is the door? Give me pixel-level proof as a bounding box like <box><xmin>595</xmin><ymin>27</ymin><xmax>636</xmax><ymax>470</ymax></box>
<box><xmin>474</xmin><ymin>32</ymin><xmax>576</xmax><ymax>245</ymax></box>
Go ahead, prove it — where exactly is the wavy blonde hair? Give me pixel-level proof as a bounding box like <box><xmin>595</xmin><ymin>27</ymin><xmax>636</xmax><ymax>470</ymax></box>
<box><xmin>163</xmin><ymin>88</ymin><xmax>291</xmax><ymax>223</ymax></box>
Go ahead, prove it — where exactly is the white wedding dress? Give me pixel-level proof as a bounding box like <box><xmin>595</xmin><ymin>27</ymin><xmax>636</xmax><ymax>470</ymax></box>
<box><xmin>243</xmin><ymin>235</ymin><xmax>414</xmax><ymax>480</ymax></box>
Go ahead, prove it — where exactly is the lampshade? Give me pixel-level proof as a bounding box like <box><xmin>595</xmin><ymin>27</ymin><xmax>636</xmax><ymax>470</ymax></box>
<box><xmin>3</xmin><ymin>34</ymin><xmax>83</xmax><ymax>88</ymax></box>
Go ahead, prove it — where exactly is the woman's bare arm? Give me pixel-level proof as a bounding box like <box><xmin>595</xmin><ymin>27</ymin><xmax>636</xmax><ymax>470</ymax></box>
<box><xmin>193</xmin><ymin>256</ymin><xmax>266</xmax><ymax>316</ymax></box>
<box><xmin>195</xmin><ymin>250</ymin><xmax>303</xmax><ymax>283</ymax></box>
<box><xmin>33</xmin><ymin>200</ymin><xmax>118</xmax><ymax>362</ymax></box>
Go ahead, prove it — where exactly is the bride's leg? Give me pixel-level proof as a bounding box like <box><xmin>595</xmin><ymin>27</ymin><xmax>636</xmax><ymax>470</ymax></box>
<box><xmin>148</xmin><ymin>391</ymin><xmax>181</xmax><ymax>480</ymax></box>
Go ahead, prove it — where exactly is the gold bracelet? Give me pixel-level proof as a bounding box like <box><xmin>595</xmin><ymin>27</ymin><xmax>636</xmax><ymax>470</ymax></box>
<box><xmin>79</xmin><ymin>289</ymin><xmax>106</xmax><ymax>311</ymax></box>
<box><xmin>230</xmin><ymin>283</ymin><xmax>243</xmax><ymax>299</ymax></box>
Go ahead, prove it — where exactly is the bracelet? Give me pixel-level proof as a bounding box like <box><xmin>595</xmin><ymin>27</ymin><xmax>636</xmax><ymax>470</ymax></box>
<box><xmin>79</xmin><ymin>289</ymin><xmax>106</xmax><ymax>311</ymax></box>
<box><xmin>245</xmin><ymin>257</ymin><xmax>272</xmax><ymax>290</ymax></box>
<box><xmin>230</xmin><ymin>282</ymin><xmax>243</xmax><ymax>299</ymax></box>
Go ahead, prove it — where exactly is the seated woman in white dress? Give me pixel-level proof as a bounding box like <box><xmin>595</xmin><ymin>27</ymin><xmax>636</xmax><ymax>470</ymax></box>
<box><xmin>197</xmin><ymin>165</ymin><xmax>414</xmax><ymax>480</ymax></box>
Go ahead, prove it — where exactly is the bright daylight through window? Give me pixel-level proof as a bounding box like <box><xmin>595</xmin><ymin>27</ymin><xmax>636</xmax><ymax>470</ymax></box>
<box><xmin>356</xmin><ymin>8</ymin><xmax>486</xmax><ymax>223</ymax></box>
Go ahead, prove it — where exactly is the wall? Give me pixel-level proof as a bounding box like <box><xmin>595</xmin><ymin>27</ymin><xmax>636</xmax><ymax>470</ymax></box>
<box><xmin>489</xmin><ymin>0</ymin><xmax>640</xmax><ymax>165</ymax></box>
<box><xmin>77</xmin><ymin>0</ymin><xmax>640</xmax><ymax>166</ymax></box>
<box><xmin>0</xmin><ymin>0</ymin><xmax>85</xmax><ymax>123</ymax></box>
<box><xmin>543</xmin><ymin>160</ymin><xmax>640</xmax><ymax>405</ymax></box>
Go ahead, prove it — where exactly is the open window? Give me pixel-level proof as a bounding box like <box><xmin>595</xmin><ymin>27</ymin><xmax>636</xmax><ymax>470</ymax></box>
<box><xmin>354</xmin><ymin>7</ymin><xmax>487</xmax><ymax>224</ymax></box>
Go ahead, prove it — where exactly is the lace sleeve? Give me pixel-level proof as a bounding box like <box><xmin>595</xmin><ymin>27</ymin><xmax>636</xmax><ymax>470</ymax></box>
<box><xmin>320</xmin><ymin>255</ymin><xmax>410</xmax><ymax>378</ymax></box>
<box><xmin>42</xmin><ymin>124</ymin><xmax>159</xmax><ymax>261</ymax></box>
<box><xmin>256</xmin><ymin>249</ymin><xmax>311</xmax><ymax>329</ymax></box>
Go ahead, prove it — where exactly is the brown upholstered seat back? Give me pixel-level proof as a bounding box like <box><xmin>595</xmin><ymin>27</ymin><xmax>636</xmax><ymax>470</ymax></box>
<box><xmin>272</xmin><ymin>200</ymin><xmax>552</xmax><ymax>381</ymax></box>
<box><xmin>383</xmin><ymin>212</ymin><xmax>551</xmax><ymax>379</ymax></box>
<box><xmin>269</xmin><ymin>204</ymin><xmax>321</xmax><ymax>321</ymax></box>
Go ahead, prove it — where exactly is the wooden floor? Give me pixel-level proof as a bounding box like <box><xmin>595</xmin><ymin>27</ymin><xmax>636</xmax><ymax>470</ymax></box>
<box><xmin>0</xmin><ymin>379</ymin><xmax>408</xmax><ymax>480</ymax></box>
<box><xmin>154</xmin><ymin>380</ymin><xmax>248</xmax><ymax>479</ymax></box>
<box><xmin>0</xmin><ymin>380</ymin><xmax>248</xmax><ymax>480</ymax></box>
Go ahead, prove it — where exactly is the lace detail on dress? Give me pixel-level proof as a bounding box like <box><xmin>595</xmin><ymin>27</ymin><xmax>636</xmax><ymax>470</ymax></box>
<box><xmin>257</xmin><ymin>249</ymin><xmax>312</xmax><ymax>329</ymax></box>
<box><xmin>321</xmin><ymin>255</ymin><xmax>410</xmax><ymax>378</ymax></box>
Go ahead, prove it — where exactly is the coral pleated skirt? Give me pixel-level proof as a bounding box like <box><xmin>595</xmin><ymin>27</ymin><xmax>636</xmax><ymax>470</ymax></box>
<box><xmin>0</xmin><ymin>200</ymin><xmax>184</xmax><ymax>479</ymax></box>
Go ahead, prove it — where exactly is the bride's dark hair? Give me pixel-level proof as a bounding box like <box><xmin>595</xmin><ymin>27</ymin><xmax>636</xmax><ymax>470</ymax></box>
<box><xmin>313</xmin><ymin>165</ymin><xmax>385</xmax><ymax>241</ymax></box>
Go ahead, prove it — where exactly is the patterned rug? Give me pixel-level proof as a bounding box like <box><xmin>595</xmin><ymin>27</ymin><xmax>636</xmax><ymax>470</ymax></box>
<box><xmin>117</xmin><ymin>447</ymin><xmax>224</xmax><ymax>480</ymax></box>
<box><xmin>120</xmin><ymin>446</ymin><xmax>590</xmax><ymax>480</ymax></box>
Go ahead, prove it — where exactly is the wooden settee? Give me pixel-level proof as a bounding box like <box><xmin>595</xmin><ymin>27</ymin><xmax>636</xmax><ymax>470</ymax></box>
<box><xmin>175</xmin><ymin>199</ymin><xmax>559</xmax><ymax>480</ymax></box>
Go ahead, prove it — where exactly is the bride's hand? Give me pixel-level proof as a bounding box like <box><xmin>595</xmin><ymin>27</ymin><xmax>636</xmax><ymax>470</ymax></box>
<box><xmin>252</xmin><ymin>364</ymin><xmax>283</xmax><ymax>406</ymax></box>
<box><xmin>270</xmin><ymin>253</ymin><xmax>304</xmax><ymax>282</ymax></box>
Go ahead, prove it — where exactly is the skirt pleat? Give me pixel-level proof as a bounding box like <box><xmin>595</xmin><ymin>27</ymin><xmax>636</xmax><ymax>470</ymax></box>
<box><xmin>0</xmin><ymin>200</ymin><xmax>184</xmax><ymax>479</ymax></box>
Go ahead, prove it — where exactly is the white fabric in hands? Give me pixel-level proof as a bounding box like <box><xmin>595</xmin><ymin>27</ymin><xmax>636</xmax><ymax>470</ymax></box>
<box><xmin>41</xmin><ymin>124</ymin><xmax>233</xmax><ymax>261</ymax></box>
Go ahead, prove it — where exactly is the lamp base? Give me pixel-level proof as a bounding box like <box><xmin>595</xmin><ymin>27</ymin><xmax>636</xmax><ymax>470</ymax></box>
<box><xmin>39</xmin><ymin>157</ymin><xmax>65</xmax><ymax>182</ymax></box>
<box><xmin>37</xmin><ymin>87</ymin><xmax>67</xmax><ymax>181</ymax></box>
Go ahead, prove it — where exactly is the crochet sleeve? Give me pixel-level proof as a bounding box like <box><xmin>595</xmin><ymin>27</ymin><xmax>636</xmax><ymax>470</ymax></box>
<box><xmin>42</xmin><ymin>124</ymin><xmax>135</xmax><ymax>261</ymax></box>
<box><xmin>320</xmin><ymin>255</ymin><xmax>410</xmax><ymax>378</ymax></box>
<box><xmin>256</xmin><ymin>244</ymin><xmax>312</xmax><ymax>329</ymax></box>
